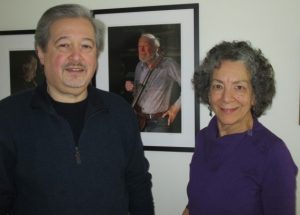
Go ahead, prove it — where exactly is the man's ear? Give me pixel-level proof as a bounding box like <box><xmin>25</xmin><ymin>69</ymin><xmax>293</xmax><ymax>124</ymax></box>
<box><xmin>36</xmin><ymin>47</ymin><xmax>45</xmax><ymax>65</ymax></box>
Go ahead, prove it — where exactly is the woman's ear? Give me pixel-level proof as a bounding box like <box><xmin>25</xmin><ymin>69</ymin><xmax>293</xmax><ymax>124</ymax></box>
<box><xmin>208</xmin><ymin>91</ymin><xmax>212</xmax><ymax>104</ymax></box>
<box><xmin>251</xmin><ymin>95</ymin><xmax>256</xmax><ymax>106</ymax></box>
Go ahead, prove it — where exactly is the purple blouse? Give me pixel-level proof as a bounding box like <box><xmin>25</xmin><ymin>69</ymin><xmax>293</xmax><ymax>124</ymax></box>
<box><xmin>187</xmin><ymin>117</ymin><xmax>297</xmax><ymax>215</ymax></box>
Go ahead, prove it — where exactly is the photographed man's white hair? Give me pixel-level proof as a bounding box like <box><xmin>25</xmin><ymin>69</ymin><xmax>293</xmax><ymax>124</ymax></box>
<box><xmin>141</xmin><ymin>33</ymin><xmax>160</xmax><ymax>48</ymax></box>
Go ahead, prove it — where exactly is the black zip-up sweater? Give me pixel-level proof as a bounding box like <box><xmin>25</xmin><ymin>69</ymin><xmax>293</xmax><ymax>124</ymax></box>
<box><xmin>0</xmin><ymin>83</ymin><xmax>154</xmax><ymax>215</ymax></box>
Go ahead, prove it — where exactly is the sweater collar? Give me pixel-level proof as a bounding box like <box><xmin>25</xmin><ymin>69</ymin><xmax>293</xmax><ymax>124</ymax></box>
<box><xmin>30</xmin><ymin>82</ymin><xmax>109</xmax><ymax>115</ymax></box>
<box><xmin>206</xmin><ymin>116</ymin><xmax>259</xmax><ymax>143</ymax></box>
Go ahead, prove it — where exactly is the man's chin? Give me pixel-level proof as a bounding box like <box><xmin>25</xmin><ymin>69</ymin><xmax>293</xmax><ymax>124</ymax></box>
<box><xmin>139</xmin><ymin>56</ymin><xmax>152</xmax><ymax>63</ymax></box>
<box><xmin>63</xmin><ymin>80</ymin><xmax>86</xmax><ymax>89</ymax></box>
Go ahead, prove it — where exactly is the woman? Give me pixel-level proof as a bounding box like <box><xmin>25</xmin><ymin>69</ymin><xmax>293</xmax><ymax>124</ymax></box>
<box><xmin>183</xmin><ymin>41</ymin><xmax>297</xmax><ymax>215</ymax></box>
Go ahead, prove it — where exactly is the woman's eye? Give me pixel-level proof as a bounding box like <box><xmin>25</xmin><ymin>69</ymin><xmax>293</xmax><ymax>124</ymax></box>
<box><xmin>235</xmin><ymin>85</ymin><xmax>245</xmax><ymax>91</ymax></box>
<box><xmin>212</xmin><ymin>84</ymin><xmax>223</xmax><ymax>90</ymax></box>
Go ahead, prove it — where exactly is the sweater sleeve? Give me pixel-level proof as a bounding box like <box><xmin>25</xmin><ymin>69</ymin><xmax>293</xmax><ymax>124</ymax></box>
<box><xmin>125</xmin><ymin>110</ymin><xmax>154</xmax><ymax>215</ymax></box>
<box><xmin>0</xmin><ymin>108</ymin><xmax>16</xmax><ymax>214</ymax></box>
<box><xmin>261</xmin><ymin>141</ymin><xmax>298</xmax><ymax>215</ymax></box>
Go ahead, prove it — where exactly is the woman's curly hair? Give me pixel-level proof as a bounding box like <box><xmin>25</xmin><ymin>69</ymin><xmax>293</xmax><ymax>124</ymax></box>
<box><xmin>193</xmin><ymin>41</ymin><xmax>275</xmax><ymax>118</ymax></box>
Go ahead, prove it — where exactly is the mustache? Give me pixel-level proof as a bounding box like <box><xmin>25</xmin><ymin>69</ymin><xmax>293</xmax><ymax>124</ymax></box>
<box><xmin>63</xmin><ymin>62</ymin><xmax>87</xmax><ymax>70</ymax></box>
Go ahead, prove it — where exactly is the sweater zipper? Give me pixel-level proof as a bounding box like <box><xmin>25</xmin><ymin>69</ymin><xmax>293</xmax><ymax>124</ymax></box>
<box><xmin>75</xmin><ymin>146</ymin><xmax>82</xmax><ymax>165</ymax></box>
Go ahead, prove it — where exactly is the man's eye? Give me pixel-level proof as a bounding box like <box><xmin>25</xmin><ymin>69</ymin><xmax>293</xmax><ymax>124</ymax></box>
<box><xmin>82</xmin><ymin>44</ymin><xmax>92</xmax><ymax>49</ymax></box>
<box><xmin>60</xmin><ymin>43</ymin><xmax>68</xmax><ymax>47</ymax></box>
<box><xmin>57</xmin><ymin>43</ymin><xmax>70</xmax><ymax>50</ymax></box>
<box><xmin>81</xmin><ymin>43</ymin><xmax>94</xmax><ymax>52</ymax></box>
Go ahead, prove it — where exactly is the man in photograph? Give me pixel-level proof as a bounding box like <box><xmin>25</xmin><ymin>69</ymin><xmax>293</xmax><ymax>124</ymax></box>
<box><xmin>125</xmin><ymin>33</ymin><xmax>181</xmax><ymax>132</ymax></box>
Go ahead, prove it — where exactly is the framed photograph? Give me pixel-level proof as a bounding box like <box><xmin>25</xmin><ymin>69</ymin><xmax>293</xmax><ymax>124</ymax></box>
<box><xmin>0</xmin><ymin>30</ymin><xmax>45</xmax><ymax>99</ymax></box>
<box><xmin>93</xmin><ymin>4</ymin><xmax>199</xmax><ymax>151</ymax></box>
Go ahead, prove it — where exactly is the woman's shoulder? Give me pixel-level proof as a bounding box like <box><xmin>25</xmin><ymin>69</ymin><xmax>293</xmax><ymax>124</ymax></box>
<box><xmin>252</xmin><ymin>119</ymin><xmax>284</xmax><ymax>148</ymax></box>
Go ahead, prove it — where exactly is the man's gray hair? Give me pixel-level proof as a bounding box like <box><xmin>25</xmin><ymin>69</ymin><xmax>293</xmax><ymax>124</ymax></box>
<box><xmin>35</xmin><ymin>4</ymin><xmax>105</xmax><ymax>56</ymax></box>
<box><xmin>140</xmin><ymin>33</ymin><xmax>160</xmax><ymax>48</ymax></box>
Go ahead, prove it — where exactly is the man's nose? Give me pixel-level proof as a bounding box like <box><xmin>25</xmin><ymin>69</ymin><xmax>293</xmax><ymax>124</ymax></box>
<box><xmin>69</xmin><ymin>46</ymin><xmax>82</xmax><ymax>60</ymax></box>
<box><xmin>140</xmin><ymin>46</ymin><xmax>146</xmax><ymax>52</ymax></box>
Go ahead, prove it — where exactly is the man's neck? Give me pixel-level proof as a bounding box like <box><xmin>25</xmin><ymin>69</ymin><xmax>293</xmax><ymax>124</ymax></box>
<box><xmin>146</xmin><ymin>55</ymin><xmax>160</xmax><ymax>69</ymax></box>
<box><xmin>47</xmin><ymin>85</ymin><xmax>88</xmax><ymax>103</ymax></box>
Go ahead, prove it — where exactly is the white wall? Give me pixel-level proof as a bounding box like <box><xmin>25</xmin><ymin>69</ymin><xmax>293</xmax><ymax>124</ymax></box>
<box><xmin>1</xmin><ymin>0</ymin><xmax>299</xmax><ymax>214</ymax></box>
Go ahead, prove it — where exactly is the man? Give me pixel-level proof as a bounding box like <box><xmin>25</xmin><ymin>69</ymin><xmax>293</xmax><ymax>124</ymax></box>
<box><xmin>126</xmin><ymin>33</ymin><xmax>181</xmax><ymax>132</ymax></box>
<box><xmin>0</xmin><ymin>4</ymin><xmax>154</xmax><ymax>215</ymax></box>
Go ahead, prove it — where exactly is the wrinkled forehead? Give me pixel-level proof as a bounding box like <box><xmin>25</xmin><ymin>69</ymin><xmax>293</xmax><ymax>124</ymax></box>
<box><xmin>212</xmin><ymin>60</ymin><xmax>252</xmax><ymax>81</ymax></box>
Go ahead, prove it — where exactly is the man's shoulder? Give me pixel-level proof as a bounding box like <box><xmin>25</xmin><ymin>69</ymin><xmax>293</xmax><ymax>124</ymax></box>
<box><xmin>89</xmin><ymin>87</ymin><xmax>137</xmax><ymax>127</ymax></box>
<box><xmin>161</xmin><ymin>56</ymin><xmax>178</xmax><ymax>64</ymax></box>
<box><xmin>160</xmin><ymin>57</ymin><xmax>180</xmax><ymax>71</ymax></box>
<box><xmin>90</xmin><ymin>87</ymin><xmax>133</xmax><ymax>111</ymax></box>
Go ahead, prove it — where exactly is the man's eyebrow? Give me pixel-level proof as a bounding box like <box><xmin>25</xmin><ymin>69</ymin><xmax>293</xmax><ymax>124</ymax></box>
<box><xmin>53</xmin><ymin>36</ymin><xmax>95</xmax><ymax>45</ymax></box>
<box><xmin>54</xmin><ymin>36</ymin><xmax>69</xmax><ymax>44</ymax></box>
<box><xmin>82</xmin><ymin>37</ymin><xmax>95</xmax><ymax>44</ymax></box>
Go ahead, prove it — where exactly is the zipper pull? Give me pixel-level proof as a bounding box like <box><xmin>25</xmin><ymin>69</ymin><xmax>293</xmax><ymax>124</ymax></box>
<box><xmin>75</xmin><ymin>146</ymin><xmax>82</xmax><ymax>165</ymax></box>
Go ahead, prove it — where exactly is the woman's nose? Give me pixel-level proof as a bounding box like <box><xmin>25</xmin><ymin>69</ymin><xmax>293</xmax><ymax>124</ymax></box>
<box><xmin>222</xmin><ymin>87</ymin><xmax>234</xmax><ymax>102</ymax></box>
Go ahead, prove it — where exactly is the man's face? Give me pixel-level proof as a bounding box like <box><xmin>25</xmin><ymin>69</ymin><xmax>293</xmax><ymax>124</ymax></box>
<box><xmin>138</xmin><ymin>37</ymin><xmax>156</xmax><ymax>63</ymax></box>
<box><xmin>37</xmin><ymin>17</ymin><xmax>97</xmax><ymax>101</ymax></box>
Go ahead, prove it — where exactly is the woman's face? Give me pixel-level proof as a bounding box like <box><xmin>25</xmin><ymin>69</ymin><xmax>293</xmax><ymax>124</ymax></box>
<box><xmin>209</xmin><ymin>60</ymin><xmax>255</xmax><ymax>136</ymax></box>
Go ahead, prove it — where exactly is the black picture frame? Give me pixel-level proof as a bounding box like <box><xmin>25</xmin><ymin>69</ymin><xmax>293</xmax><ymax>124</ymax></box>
<box><xmin>93</xmin><ymin>4</ymin><xmax>199</xmax><ymax>152</ymax></box>
<box><xmin>0</xmin><ymin>30</ymin><xmax>39</xmax><ymax>99</ymax></box>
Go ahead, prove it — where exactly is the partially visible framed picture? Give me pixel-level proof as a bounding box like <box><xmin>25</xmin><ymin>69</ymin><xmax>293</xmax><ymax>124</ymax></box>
<box><xmin>10</xmin><ymin>50</ymin><xmax>44</xmax><ymax>94</ymax></box>
<box><xmin>0</xmin><ymin>30</ymin><xmax>44</xmax><ymax>99</ymax></box>
<box><xmin>93</xmin><ymin>4</ymin><xmax>199</xmax><ymax>151</ymax></box>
